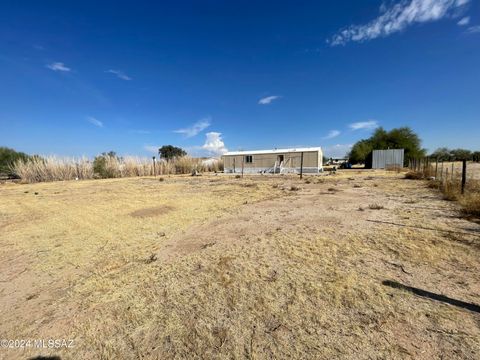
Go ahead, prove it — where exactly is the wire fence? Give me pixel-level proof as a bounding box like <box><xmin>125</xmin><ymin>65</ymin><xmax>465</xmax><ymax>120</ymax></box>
<box><xmin>407</xmin><ymin>158</ymin><xmax>480</xmax><ymax>195</ymax></box>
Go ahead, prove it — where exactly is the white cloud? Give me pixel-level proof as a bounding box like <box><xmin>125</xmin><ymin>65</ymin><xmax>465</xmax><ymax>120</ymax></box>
<box><xmin>106</xmin><ymin>69</ymin><xmax>132</xmax><ymax>81</ymax></box>
<box><xmin>174</xmin><ymin>118</ymin><xmax>211</xmax><ymax>138</ymax></box>
<box><xmin>323</xmin><ymin>130</ymin><xmax>341</xmax><ymax>139</ymax></box>
<box><xmin>46</xmin><ymin>62</ymin><xmax>71</xmax><ymax>72</ymax></box>
<box><xmin>466</xmin><ymin>25</ymin><xmax>480</xmax><ymax>33</ymax></box>
<box><xmin>323</xmin><ymin>144</ymin><xmax>353</xmax><ymax>158</ymax></box>
<box><xmin>457</xmin><ymin>16</ymin><xmax>470</xmax><ymax>26</ymax></box>
<box><xmin>349</xmin><ymin>120</ymin><xmax>379</xmax><ymax>130</ymax></box>
<box><xmin>202</xmin><ymin>132</ymin><xmax>228</xmax><ymax>155</ymax></box>
<box><xmin>86</xmin><ymin>116</ymin><xmax>103</xmax><ymax>128</ymax></box>
<box><xmin>258</xmin><ymin>95</ymin><xmax>281</xmax><ymax>105</ymax></box>
<box><xmin>143</xmin><ymin>145</ymin><xmax>159</xmax><ymax>153</ymax></box>
<box><xmin>329</xmin><ymin>0</ymin><xmax>471</xmax><ymax>46</ymax></box>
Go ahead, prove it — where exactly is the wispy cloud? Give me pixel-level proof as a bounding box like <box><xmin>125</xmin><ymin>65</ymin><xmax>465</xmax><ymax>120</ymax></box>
<box><xmin>457</xmin><ymin>16</ymin><xmax>470</xmax><ymax>26</ymax></box>
<box><xmin>323</xmin><ymin>144</ymin><xmax>353</xmax><ymax>158</ymax></box>
<box><xmin>46</xmin><ymin>62</ymin><xmax>71</xmax><ymax>72</ymax></box>
<box><xmin>86</xmin><ymin>116</ymin><xmax>103</xmax><ymax>128</ymax></box>
<box><xmin>329</xmin><ymin>0</ymin><xmax>471</xmax><ymax>46</ymax></box>
<box><xmin>466</xmin><ymin>25</ymin><xmax>480</xmax><ymax>33</ymax></box>
<box><xmin>349</xmin><ymin>120</ymin><xmax>379</xmax><ymax>130</ymax></box>
<box><xmin>202</xmin><ymin>132</ymin><xmax>228</xmax><ymax>155</ymax></box>
<box><xmin>323</xmin><ymin>130</ymin><xmax>341</xmax><ymax>140</ymax></box>
<box><xmin>143</xmin><ymin>145</ymin><xmax>159</xmax><ymax>153</ymax></box>
<box><xmin>106</xmin><ymin>69</ymin><xmax>132</xmax><ymax>81</ymax></box>
<box><xmin>174</xmin><ymin>118</ymin><xmax>211</xmax><ymax>138</ymax></box>
<box><xmin>258</xmin><ymin>95</ymin><xmax>281</xmax><ymax>105</ymax></box>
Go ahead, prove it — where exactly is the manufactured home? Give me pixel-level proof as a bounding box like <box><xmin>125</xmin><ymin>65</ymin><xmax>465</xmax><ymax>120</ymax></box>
<box><xmin>222</xmin><ymin>147</ymin><xmax>323</xmax><ymax>174</ymax></box>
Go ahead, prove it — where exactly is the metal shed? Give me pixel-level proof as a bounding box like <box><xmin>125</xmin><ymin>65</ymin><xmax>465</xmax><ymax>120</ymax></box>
<box><xmin>222</xmin><ymin>147</ymin><xmax>323</xmax><ymax>174</ymax></box>
<box><xmin>366</xmin><ymin>149</ymin><xmax>404</xmax><ymax>169</ymax></box>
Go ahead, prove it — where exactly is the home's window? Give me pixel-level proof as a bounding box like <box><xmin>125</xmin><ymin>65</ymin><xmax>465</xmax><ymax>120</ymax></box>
<box><xmin>245</xmin><ymin>155</ymin><xmax>253</xmax><ymax>163</ymax></box>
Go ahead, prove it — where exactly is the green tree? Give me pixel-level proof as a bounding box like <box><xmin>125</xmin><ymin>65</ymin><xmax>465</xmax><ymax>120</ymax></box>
<box><xmin>348</xmin><ymin>127</ymin><xmax>425</xmax><ymax>165</ymax></box>
<box><xmin>159</xmin><ymin>145</ymin><xmax>187</xmax><ymax>160</ymax></box>
<box><xmin>349</xmin><ymin>139</ymin><xmax>373</xmax><ymax>164</ymax></box>
<box><xmin>472</xmin><ymin>151</ymin><xmax>480</xmax><ymax>162</ymax></box>
<box><xmin>449</xmin><ymin>148</ymin><xmax>472</xmax><ymax>161</ymax></box>
<box><xmin>430</xmin><ymin>147</ymin><xmax>452</xmax><ymax>161</ymax></box>
<box><xmin>93</xmin><ymin>151</ymin><xmax>120</xmax><ymax>178</ymax></box>
<box><xmin>0</xmin><ymin>147</ymin><xmax>31</xmax><ymax>175</ymax></box>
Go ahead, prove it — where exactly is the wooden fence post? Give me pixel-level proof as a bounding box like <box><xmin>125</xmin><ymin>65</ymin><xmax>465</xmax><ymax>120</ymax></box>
<box><xmin>435</xmin><ymin>158</ymin><xmax>438</xmax><ymax>178</ymax></box>
<box><xmin>451</xmin><ymin>162</ymin><xmax>454</xmax><ymax>181</ymax></box>
<box><xmin>152</xmin><ymin>156</ymin><xmax>156</xmax><ymax>177</ymax></box>
<box><xmin>233</xmin><ymin>158</ymin><xmax>236</xmax><ymax>173</ymax></box>
<box><xmin>461</xmin><ymin>160</ymin><xmax>467</xmax><ymax>194</ymax></box>
<box><xmin>300</xmin><ymin>152</ymin><xmax>304</xmax><ymax>179</ymax></box>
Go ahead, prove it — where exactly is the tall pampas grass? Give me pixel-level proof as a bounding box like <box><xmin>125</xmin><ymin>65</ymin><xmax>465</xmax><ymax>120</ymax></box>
<box><xmin>11</xmin><ymin>155</ymin><xmax>222</xmax><ymax>183</ymax></box>
<box><xmin>12</xmin><ymin>156</ymin><xmax>93</xmax><ymax>183</ymax></box>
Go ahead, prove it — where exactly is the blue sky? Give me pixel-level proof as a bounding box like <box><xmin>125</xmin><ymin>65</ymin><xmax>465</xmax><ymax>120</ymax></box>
<box><xmin>0</xmin><ymin>0</ymin><xmax>479</xmax><ymax>158</ymax></box>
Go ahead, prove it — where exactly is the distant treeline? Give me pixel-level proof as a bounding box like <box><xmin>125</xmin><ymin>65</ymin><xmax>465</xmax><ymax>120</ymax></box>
<box><xmin>428</xmin><ymin>147</ymin><xmax>480</xmax><ymax>162</ymax></box>
<box><xmin>347</xmin><ymin>128</ymin><xmax>479</xmax><ymax>165</ymax></box>
<box><xmin>348</xmin><ymin>127</ymin><xmax>425</xmax><ymax>165</ymax></box>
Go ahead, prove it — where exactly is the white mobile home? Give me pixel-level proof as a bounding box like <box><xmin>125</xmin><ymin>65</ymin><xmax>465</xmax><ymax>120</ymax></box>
<box><xmin>222</xmin><ymin>147</ymin><xmax>323</xmax><ymax>174</ymax></box>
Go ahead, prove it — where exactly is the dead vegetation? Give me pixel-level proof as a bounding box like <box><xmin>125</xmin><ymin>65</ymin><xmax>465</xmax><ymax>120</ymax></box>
<box><xmin>11</xmin><ymin>155</ymin><xmax>224</xmax><ymax>183</ymax></box>
<box><xmin>0</xmin><ymin>171</ymin><xmax>479</xmax><ymax>359</ymax></box>
<box><xmin>368</xmin><ymin>203</ymin><xmax>385</xmax><ymax>210</ymax></box>
<box><xmin>405</xmin><ymin>167</ymin><xmax>480</xmax><ymax>218</ymax></box>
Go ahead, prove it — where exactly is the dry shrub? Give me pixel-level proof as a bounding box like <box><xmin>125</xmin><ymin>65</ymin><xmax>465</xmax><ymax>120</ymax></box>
<box><xmin>459</xmin><ymin>193</ymin><xmax>480</xmax><ymax>217</ymax></box>
<box><xmin>368</xmin><ymin>203</ymin><xmax>384</xmax><ymax>210</ymax></box>
<box><xmin>440</xmin><ymin>179</ymin><xmax>461</xmax><ymax>201</ymax></box>
<box><xmin>174</xmin><ymin>156</ymin><xmax>200</xmax><ymax>174</ymax></box>
<box><xmin>405</xmin><ymin>171</ymin><xmax>423</xmax><ymax>180</ymax></box>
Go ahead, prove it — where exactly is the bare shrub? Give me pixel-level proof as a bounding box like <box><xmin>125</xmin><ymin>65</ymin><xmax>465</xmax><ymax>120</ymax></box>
<box><xmin>405</xmin><ymin>171</ymin><xmax>423</xmax><ymax>180</ymax></box>
<box><xmin>368</xmin><ymin>203</ymin><xmax>384</xmax><ymax>210</ymax></box>
<box><xmin>460</xmin><ymin>193</ymin><xmax>480</xmax><ymax>217</ymax></box>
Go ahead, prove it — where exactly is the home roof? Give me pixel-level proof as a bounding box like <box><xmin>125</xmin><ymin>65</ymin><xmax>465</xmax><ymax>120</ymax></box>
<box><xmin>223</xmin><ymin>147</ymin><xmax>322</xmax><ymax>156</ymax></box>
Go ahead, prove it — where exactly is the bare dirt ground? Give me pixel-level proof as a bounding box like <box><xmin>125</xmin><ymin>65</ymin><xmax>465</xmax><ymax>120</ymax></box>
<box><xmin>0</xmin><ymin>171</ymin><xmax>479</xmax><ymax>359</ymax></box>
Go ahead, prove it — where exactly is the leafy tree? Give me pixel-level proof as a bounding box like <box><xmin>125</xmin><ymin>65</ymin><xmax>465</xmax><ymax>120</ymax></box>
<box><xmin>349</xmin><ymin>139</ymin><xmax>373</xmax><ymax>164</ymax></box>
<box><xmin>430</xmin><ymin>147</ymin><xmax>452</xmax><ymax>161</ymax></box>
<box><xmin>159</xmin><ymin>145</ymin><xmax>187</xmax><ymax>160</ymax></box>
<box><xmin>473</xmin><ymin>151</ymin><xmax>480</xmax><ymax>162</ymax></box>
<box><xmin>93</xmin><ymin>151</ymin><xmax>120</xmax><ymax>178</ymax></box>
<box><xmin>0</xmin><ymin>146</ymin><xmax>31</xmax><ymax>175</ymax></box>
<box><xmin>348</xmin><ymin>127</ymin><xmax>425</xmax><ymax>165</ymax></box>
<box><xmin>449</xmin><ymin>148</ymin><xmax>472</xmax><ymax>161</ymax></box>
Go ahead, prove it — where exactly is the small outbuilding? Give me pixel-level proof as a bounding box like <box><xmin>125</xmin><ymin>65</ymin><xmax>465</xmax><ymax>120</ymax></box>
<box><xmin>222</xmin><ymin>147</ymin><xmax>323</xmax><ymax>174</ymax></box>
<box><xmin>365</xmin><ymin>149</ymin><xmax>404</xmax><ymax>169</ymax></box>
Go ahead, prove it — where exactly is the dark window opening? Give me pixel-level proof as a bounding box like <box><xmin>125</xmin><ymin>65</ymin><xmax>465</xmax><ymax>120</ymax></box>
<box><xmin>245</xmin><ymin>155</ymin><xmax>253</xmax><ymax>163</ymax></box>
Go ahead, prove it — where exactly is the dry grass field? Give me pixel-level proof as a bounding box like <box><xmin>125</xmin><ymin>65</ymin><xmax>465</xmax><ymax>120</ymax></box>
<box><xmin>1</xmin><ymin>171</ymin><xmax>479</xmax><ymax>359</ymax></box>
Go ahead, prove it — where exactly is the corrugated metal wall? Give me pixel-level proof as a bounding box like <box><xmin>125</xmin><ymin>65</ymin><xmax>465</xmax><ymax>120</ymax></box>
<box><xmin>372</xmin><ymin>149</ymin><xmax>404</xmax><ymax>169</ymax></box>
